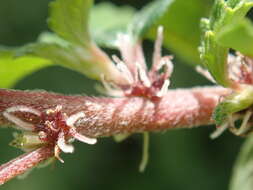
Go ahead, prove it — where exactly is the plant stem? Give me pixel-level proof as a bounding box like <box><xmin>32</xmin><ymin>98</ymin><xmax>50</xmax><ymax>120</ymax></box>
<box><xmin>0</xmin><ymin>86</ymin><xmax>230</xmax><ymax>137</ymax></box>
<box><xmin>0</xmin><ymin>146</ymin><xmax>53</xmax><ymax>185</ymax></box>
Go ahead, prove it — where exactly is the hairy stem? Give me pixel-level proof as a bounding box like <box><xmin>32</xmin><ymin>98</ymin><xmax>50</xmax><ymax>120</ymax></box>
<box><xmin>0</xmin><ymin>87</ymin><xmax>230</xmax><ymax>137</ymax></box>
<box><xmin>0</xmin><ymin>146</ymin><xmax>53</xmax><ymax>185</ymax></box>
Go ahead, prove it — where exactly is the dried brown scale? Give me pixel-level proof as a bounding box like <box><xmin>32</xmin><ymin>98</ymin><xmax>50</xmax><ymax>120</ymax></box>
<box><xmin>0</xmin><ymin>146</ymin><xmax>53</xmax><ymax>185</ymax></box>
<box><xmin>0</xmin><ymin>87</ymin><xmax>230</xmax><ymax>137</ymax></box>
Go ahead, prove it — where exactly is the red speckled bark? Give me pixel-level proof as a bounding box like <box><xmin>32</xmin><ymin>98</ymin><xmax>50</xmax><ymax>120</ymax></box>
<box><xmin>0</xmin><ymin>146</ymin><xmax>53</xmax><ymax>185</ymax></box>
<box><xmin>0</xmin><ymin>87</ymin><xmax>230</xmax><ymax>137</ymax></box>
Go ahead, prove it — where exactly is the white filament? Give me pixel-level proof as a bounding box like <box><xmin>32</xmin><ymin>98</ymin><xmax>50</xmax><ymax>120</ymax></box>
<box><xmin>152</xmin><ymin>26</ymin><xmax>164</xmax><ymax>67</ymax></box>
<box><xmin>112</xmin><ymin>55</ymin><xmax>134</xmax><ymax>84</ymax></box>
<box><xmin>210</xmin><ymin>123</ymin><xmax>229</xmax><ymax>139</ymax></box>
<box><xmin>73</xmin><ymin>132</ymin><xmax>97</xmax><ymax>145</ymax></box>
<box><xmin>3</xmin><ymin>106</ymin><xmax>41</xmax><ymax>131</ymax></box>
<box><xmin>234</xmin><ymin>111</ymin><xmax>252</xmax><ymax>135</ymax></box>
<box><xmin>196</xmin><ymin>66</ymin><xmax>216</xmax><ymax>83</ymax></box>
<box><xmin>156</xmin><ymin>79</ymin><xmax>170</xmax><ymax>97</ymax></box>
<box><xmin>57</xmin><ymin>131</ymin><xmax>74</xmax><ymax>153</ymax></box>
<box><xmin>66</xmin><ymin>112</ymin><xmax>86</xmax><ymax>127</ymax></box>
<box><xmin>157</xmin><ymin>56</ymin><xmax>174</xmax><ymax>78</ymax></box>
<box><xmin>66</xmin><ymin>112</ymin><xmax>97</xmax><ymax>145</ymax></box>
<box><xmin>136</xmin><ymin>62</ymin><xmax>151</xmax><ymax>87</ymax></box>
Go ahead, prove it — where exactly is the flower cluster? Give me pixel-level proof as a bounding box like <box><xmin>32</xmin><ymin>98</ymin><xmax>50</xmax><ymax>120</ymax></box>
<box><xmin>3</xmin><ymin>105</ymin><xmax>96</xmax><ymax>162</ymax></box>
<box><xmin>103</xmin><ymin>26</ymin><xmax>173</xmax><ymax>101</ymax></box>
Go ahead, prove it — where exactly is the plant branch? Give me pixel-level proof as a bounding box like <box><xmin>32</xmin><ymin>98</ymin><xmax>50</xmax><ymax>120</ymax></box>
<box><xmin>0</xmin><ymin>146</ymin><xmax>53</xmax><ymax>185</ymax></box>
<box><xmin>0</xmin><ymin>86</ymin><xmax>230</xmax><ymax>137</ymax></box>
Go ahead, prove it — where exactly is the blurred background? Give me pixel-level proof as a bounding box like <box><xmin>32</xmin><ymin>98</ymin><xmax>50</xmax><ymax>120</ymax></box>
<box><xmin>0</xmin><ymin>0</ymin><xmax>244</xmax><ymax>190</ymax></box>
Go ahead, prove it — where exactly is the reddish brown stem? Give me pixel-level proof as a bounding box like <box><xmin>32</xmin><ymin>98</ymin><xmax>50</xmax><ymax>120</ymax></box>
<box><xmin>0</xmin><ymin>87</ymin><xmax>230</xmax><ymax>137</ymax></box>
<box><xmin>0</xmin><ymin>86</ymin><xmax>230</xmax><ymax>185</ymax></box>
<box><xmin>0</xmin><ymin>146</ymin><xmax>53</xmax><ymax>185</ymax></box>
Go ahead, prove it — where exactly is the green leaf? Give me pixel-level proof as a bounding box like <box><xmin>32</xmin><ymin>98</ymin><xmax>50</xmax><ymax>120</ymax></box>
<box><xmin>200</xmin><ymin>26</ymin><xmax>230</xmax><ymax>86</ymax></box>
<box><xmin>128</xmin><ymin>0</ymin><xmax>212</xmax><ymax>65</ymax></box>
<box><xmin>128</xmin><ymin>0</ymin><xmax>174</xmax><ymax>42</ymax></box>
<box><xmin>37</xmin><ymin>32</ymin><xmax>69</xmax><ymax>47</ymax></box>
<box><xmin>90</xmin><ymin>2</ymin><xmax>135</xmax><ymax>48</ymax></box>
<box><xmin>216</xmin><ymin>18</ymin><xmax>253</xmax><ymax>57</ymax></box>
<box><xmin>213</xmin><ymin>86</ymin><xmax>253</xmax><ymax>125</ymax></box>
<box><xmin>48</xmin><ymin>0</ymin><xmax>93</xmax><ymax>46</ymax></box>
<box><xmin>44</xmin><ymin>2</ymin><xmax>136</xmax><ymax>48</ymax></box>
<box><xmin>0</xmin><ymin>0</ymin><xmax>128</xmax><ymax>85</ymax></box>
<box><xmin>200</xmin><ymin>0</ymin><xmax>253</xmax><ymax>86</ymax></box>
<box><xmin>22</xmin><ymin>42</ymin><xmax>122</xmax><ymax>81</ymax></box>
<box><xmin>0</xmin><ymin>48</ymin><xmax>51</xmax><ymax>88</ymax></box>
<box><xmin>230</xmin><ymin>134</ymin><xmax>253</xmax><ymax>190</ymax></box>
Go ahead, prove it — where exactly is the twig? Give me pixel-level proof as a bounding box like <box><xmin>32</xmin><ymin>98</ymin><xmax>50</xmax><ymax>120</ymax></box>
<box><xmin>0</xmin><ymin>146</ymin><xmax>53</xmax><ymax>185</ymax></box>
<box><xmin>0</xmin><ymin>86</ymin><xmax>230</xmax><ymax>184</ymax></box>
<box><xmin>0</xmin><ymin>87</ymin><xmax>230</xmax><ymax>137</ymax></box>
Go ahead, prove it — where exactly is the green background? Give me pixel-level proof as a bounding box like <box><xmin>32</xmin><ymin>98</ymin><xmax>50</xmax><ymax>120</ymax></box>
<box><xmin>0</xmin><ymin>0</ymin><xmax>243</xmax><ymax>189</ymax></box>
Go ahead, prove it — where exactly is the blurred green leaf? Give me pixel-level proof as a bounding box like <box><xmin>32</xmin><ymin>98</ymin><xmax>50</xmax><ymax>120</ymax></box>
<box><xmin>0</xmin><ymin>0</ymin><xmax>130</xmax><ymax>86</ymax></box>
<box><xmin>128</xmin><ymin>0</ymin><xmax>174</xmax><ymax>42</ymax></box>
<box><xmin>128</xmin><ymin>0</ymin><xmax>212</xmax><ymax>65</ymax></box>
<box><xmin>48</xmin><ymin>0</ymin><xmax>93</xmax><ymax>46</ymax></box>
<box><xmin>90</xmin><ymin>2</ymin><xmax>135</xmax><ymax>48</ymax></box>
<box><xmin>0</xmin><ymin>49</ymin><xmax>51</xmax><ymax>88</ymax></box>
<box><xmin>37</xmin><ymin>32</ymin><xmax>69</xmax><ymax>47</ymax></box>
<box><xmin>230</xmin><ymin>134</ymin><xmax>253</xmax><ymax>190</ymax></box>
<box><xmin>24</xmin><ymin>42</ymin><xmax>114</xmax><ymax>80</ymax></box>
<box><xmin>216</xmin><ymin>18</ymin><xmax>253</xmax><ymax>57</ymax></box>
<box><xmin>200</xmin><ymin>0</ymin><xmax>253</xmax><ymax>86</ymax></box>
<box><xmin>39</xmin><ymin>3</ymin><xmax>136</xmax><ymax>49</ymax></box>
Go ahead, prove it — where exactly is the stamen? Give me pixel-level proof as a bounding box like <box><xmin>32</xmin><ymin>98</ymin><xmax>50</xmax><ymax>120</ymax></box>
<box><xmin>228</xmin><ymin>54</ymin><xmax>244</xmax><ymax>82</ymax></box>
<box><xmin>112</xmin><ymin>55</ymin><xmax>134</xmax><ymax>84</ymax></box>
<box><xmin>136</xmin><ymin>62</ymin><xmax>151</xmax><ymax>87</ymax></box>
<box><xmin>66</xmin><ymin>112</ymin><xmax>85</xmax><ymax>127</ymax></box>
<box><xmin>115</xmin><ymin>33</ymin><xmax>133</xmax><ymax>66</ymax></box>
<box><xmin>196</xmin><ymin>66</ymin><xmax>216</xmax><ymax>83</ymax></box>
<box><xmin>57</xmin><ymin>131</ymin><xmax>74</xmax><ymax>153</ymax></box>
<box><xmin>4</xmin><ymin>106</ymin><xmax>41</xmax><ymax>116</ymax></box>
<box><xmin>157</xmin><ymin>56</ymin><xmax>174</xmax><ymax>78</ymax></box>
<box><xmin>72</xmin><ymin>131</ymin><xmax>97</xmax><ymax>145</ymax></box>
<box><xmin>46</xmin><ymin>106</ymin><xmax>59</xmax><ymax>114</ymax></box>
<box><xmin>45</xmin><ymin>121</ymin><xmax>58</xmax><ymax>132</ymax></box>
<box><xmin>233</xmin><ymin>110</ymin><xmax>252</xmax><ymax>135</ymax></box>
<box><xmin>210</xmin><ymin>123</ymin><xmax>229</xmax><ymax>139</ymax></box>
<box><xmin>135</xmin><ymin>43</ymin><xmax>147</xmax><ymax>70</ymax></box>
<box><xmin>152</xmin><ymin>26</ymin><xmax>164</xmax><ymax>70</ymax></box>
<box><xmin>156</xmin><ymin>79</ymin><xmax>170</xmax><ymax>97</ymax></box>
<box><xmin>67</xmin><ymin>112</ymin><xmax>97</xmax><ymax>144</ymax></box>
<box><xmin>55</xmin><ymin>105</ymin><xmax>63</xmax><ymax>112</ymax></box>
<box><xmin>54</xmin><ymin>145</ymin><xmax>64</xmax><ymax>163</ymax></box>
<box><xmin>100</xmin><ymin>75</ymin><xmax>124</xmax><ymax>97</ymax></box>
<box><xmin>3</xmin><ymin>106</ymin><xmax>41</xmax><ymax>131</ymax></box>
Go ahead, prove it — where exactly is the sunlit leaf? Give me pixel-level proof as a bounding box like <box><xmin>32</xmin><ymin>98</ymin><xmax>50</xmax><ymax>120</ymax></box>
<box><xmin>37</xmin><ymin>32</ymin><xmax>69</xmax><ymax>47</ymax></box>
<box><xmin>0</xmin><ymin>49</ymin><xmax>52</xmax><ymax>88</ymax></box>
<box><xmin>128</xmin><ymin>0</ymin><xmax>212</xmax><ymax>65</ymax></box>
<box><xmin>48</xmin><ymin>0</ymin><xmax>93</xmax><ymax>46</ymax></box>
<box><xmin>24</xmin><ymin>42</ymin><xmax>116</xmax><ymax>80</ymax></box>
<box><xmin>128</xmin><ymin>0</ymin><xmax>174</xmax><ymax>42</ymax></box>
<box><xmin>216</xmin><ymin>18</ymin><xmax>253</xmax><ymax>57</ymax></box>
<box><xmin>200</xmin><ymin>0</ymin><xmax>253</xmax><ymax>86</ymax></box>
<box><xmin>0</xmin><ymin>0</ymin><xmax>128</xmax><ymax>84</ymax></box>
<box><xmin>90</xmin><ymin>2</ymin><xmax>135</xmax><ymax>48</ymax></box>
